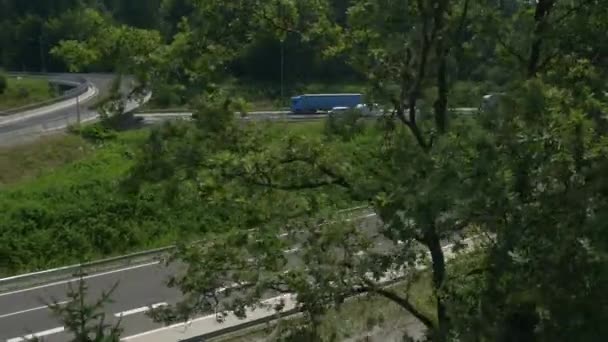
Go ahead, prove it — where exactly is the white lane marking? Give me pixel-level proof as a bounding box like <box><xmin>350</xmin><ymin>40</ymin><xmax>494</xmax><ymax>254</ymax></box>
<box><xmin>6</xmin><ymin>326</ymin><xmax>65</xmax><ymax>342</ymax></box>
<box><xmin>114</xmin><ymin>302</ymin><xmax>168</xmax><ymax>318</ymax></box>
<box><xmin>0</xmin><ymin>300</ymin><xmax>70</xmax><ymax>319</ymax></box>
<box><xmin>121</xmin><ymin>294</ymin><xmax>293</xmax><ymax>341</ymax></box>
<box><xmin>0</xmin><ymin>85</ymin><xmax>98</xmax><ymax>126</ymax></box>
<box><xmin>1</xmin><ymin>211</ymin><xmax>376</xmax><ymax>298</ymax></box>
<box><xmin>121</xmin><ymin>236</ymin><xmax>482</xmax><ymax>341</ymax></box>
<box><xmin>0</xmin><ymin>261</ymin><xmax>160</xmax><ymax>298</ymax></box>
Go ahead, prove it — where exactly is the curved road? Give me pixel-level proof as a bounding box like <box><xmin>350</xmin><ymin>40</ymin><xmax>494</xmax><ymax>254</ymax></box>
<box><xmin>0</xmin><ymin>73</ymin><xmax>136</xmax><ymax>146</ymax></box>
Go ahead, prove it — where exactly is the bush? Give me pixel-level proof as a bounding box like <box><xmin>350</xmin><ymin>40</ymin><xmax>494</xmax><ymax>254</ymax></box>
<box><xmin>151</xmin><ymin>83</ymin><xmax>184</xmax><ymax>108</ymax></box>
<box><xmin>0</xmin><ymin>72</ymin><xmax>7</xmax><ymax>95</ymax></box>
<box><xmin>17</xmin><ymin>86</ymin><xmax>29</xmax><ymax>98</ymax></box>
<box><xmin>450</xmin><ymin>81</ymin><xmax>486</xmax><ymax>107</ymax></box>
<box><xmin>325</xmin><ymin>109</ymin><xmax>366</xmax><ymax>141</ymax></box>
<box><xmin>69</xmin><ymin>123</ymin><xmax>117</xmax><ymax>143</ymax></box>
<box><xmin>48</xmin><ymin>82</ymin><xmax>61</xmax><ymax>97</ymax></box>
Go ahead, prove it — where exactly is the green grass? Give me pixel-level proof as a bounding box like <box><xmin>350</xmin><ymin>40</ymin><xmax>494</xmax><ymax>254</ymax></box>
<box><xmin>5</xmin><ymin>129</ymin><xmax>148</xmax><ymax>191</ymax></box>
<box><xmin>0</xmin><ymin>120</ymin><xmax>325</xmax><ymax>188</ymax></box>
<box><xmin>0</xmin><ymin>77</ymin><xmax>56</xmax><ymax>111</ymax></box>
<box><xmin>0</xmin><ymin>134</ymin><xmax>94</xmax><ymax>186</ymax></box>
<box><xmin>0</xmin><ymin>120</ymin><xmax>336</xmax><ymax>276</ymax></box>
<box><xmin>0</xmin><ymin>129</ymin><xmax>153</xmax><ymax>274</ymax></box>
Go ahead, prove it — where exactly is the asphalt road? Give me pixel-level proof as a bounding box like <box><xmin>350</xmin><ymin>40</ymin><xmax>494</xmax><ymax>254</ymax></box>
<box><xmin>0</xmin><ymin>262</ymin><xmax>180</xmax><ymax>341</ymax></box>
<box><xmin>0</xmin><ymin>73</ymin><xmax>137</xmax><ymax>146</ymax></box>
<box><xmin>0</xmin><ymin>74</ymin><xmax>109</xmax><ymax>129</ymax></box>
<box><xmin>0</xmin><ymin>74</ymin><xmax>477</xmax><ymax>340</ymax></box>
<box><xmin>0</xmin><ymin>213</ymin><xmax>382</xmax><ymax>341</ymax></box>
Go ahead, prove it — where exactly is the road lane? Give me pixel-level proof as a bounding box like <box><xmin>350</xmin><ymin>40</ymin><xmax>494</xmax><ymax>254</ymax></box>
<box><xmin>0</xmin><ymin>73</ymin><xmax>148</xmax><ymax>146</ymax></box>
<box><xmin>123</xmin><ymin>235</ymin><xmax>481</xmax><ymax>342</ymax></box>
<box><xmin>0</xmin><ymin>212</ymin><xmax>380</xmax><ymax>341</ymax></box>
<box><xmin>0</xmin><ymin>211</ymin><xmax>472</xmax><ymax>342</ymax></box>
<box><xmin>0</xmin><ymin>261</ymin><xmax>182</xmax><ymax>340</ymax></box>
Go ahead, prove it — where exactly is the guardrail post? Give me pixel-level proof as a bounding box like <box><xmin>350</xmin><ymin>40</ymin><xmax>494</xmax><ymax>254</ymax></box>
<box><xmin>76</xmin><ymin>93</ymin><xmax>81</xmax><ymax>125</ymax></box>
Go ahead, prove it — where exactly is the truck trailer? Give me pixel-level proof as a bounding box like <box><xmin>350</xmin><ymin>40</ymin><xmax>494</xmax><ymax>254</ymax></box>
<box><xmin>290</xmin><ymin>93</ymin><xmax>363</xmax><ymax>113</ymax></box>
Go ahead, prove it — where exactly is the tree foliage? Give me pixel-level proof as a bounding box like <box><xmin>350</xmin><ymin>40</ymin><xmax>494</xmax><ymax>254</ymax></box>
<box><xmin>133</xmin><ymin>1</ymin><xmax>608</xmax><ymax>342</ymax></box>
<box><xmin>3</xmin><ymin>0</ymin><xmax>608</xmax><ymax>341</ymax></box>
<box><xmin>29</xmin><ymin>269</ymin><xmax>121</xmax><ymax>342</ymax></box>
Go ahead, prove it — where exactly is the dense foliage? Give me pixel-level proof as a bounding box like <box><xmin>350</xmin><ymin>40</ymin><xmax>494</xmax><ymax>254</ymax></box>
<box><xmin>113</xmin><ymin>1</ymin><xmax>605</xmax><ymax>342</ymax></box>
<box><xmin>0</xmin><ymin>71</ymin><xmax>6</xmax><ymax>94</ymax></box>
<box><xmin>0</xmin><ymin>122</ymin><xmax>356</xmax><ymax>276</ymax></box>
<box><xmin>3</xmin><ymin>0</ymin><xmax>608</xmax><ymax>341</ymax></box>
<box><xmin>0</xmin><ymin>0</ymin><xmax>357</xmax><ymax>91</ymax></box>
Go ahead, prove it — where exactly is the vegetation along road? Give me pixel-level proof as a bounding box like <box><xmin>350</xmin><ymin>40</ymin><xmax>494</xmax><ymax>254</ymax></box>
<box><xmin>1</xmin><ymin>0</ymin><xmax>607</xmax><ymax>341</ymax></box>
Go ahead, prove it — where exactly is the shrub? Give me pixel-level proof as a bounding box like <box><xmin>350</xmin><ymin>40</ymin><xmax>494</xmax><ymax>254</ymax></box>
<box><xmin>0</xmin><ymin>72</ymin><xmax>7</xmax><ymax>95</ymax></box>
<box><xmin>325</xmin><ymin>109</ymin><xmax>366</xmax><ymax>141</ymax></box>
<box><xmin>17</xmin><ymin>86</ymin><xmax>29</xmax><ymax>98</ymax></box>
<box><xmin>48</xmin><ymin>82</ymin><xmax>61</xmax><ymax>97</ymax></box>
<box><xmin>69</xmin><ymin>123</ymin><xmax>117</xmax><ymax>143</ymax></box>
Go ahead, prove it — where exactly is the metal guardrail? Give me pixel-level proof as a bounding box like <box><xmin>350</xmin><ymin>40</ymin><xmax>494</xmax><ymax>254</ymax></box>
<box><xmin>0</xmin><ymin>89</ymin><xmax>149</xmax><ymax>147</ymax></box>
<box><xmin>0</xmin><ymin>246</ymin><xmax>173</xmax><ymax>293</ymax></box>
<box><xmin>0</xmin><ymin>73</ymin><xmax>90</xmax><ymax>116</ymax></box>
<box><xmin>0</xmin><ymin>206</ymin><xmax>371</xmax><ymax>293</ymax></box>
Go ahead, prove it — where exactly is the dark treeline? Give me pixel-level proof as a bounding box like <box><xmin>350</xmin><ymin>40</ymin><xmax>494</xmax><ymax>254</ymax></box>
<box><xmin>0</xmin><ymin>0</ymin><xmax>355</xmax><ymax>83</ymax></box>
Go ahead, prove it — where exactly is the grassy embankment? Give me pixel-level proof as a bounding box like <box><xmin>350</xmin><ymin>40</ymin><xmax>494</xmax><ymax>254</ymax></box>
<box><xmin>0</xmin><ymin>77</ymin><xmax>57</xmax><ymax>111</ymax></box>
<box><xmin>0</xmin><ymin>134</ymin><xmax>94</xmax><ymax>185</ymax></box>
<box><xmin>0</xmin><ymin>120</ymin><xmax>330</xmax><ymax>276</ymax></box>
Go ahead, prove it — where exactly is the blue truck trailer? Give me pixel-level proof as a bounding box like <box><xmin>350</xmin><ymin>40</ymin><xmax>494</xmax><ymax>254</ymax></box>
<box><xmin>290</xmin><ymin>93</ymin><xmax>363</xmax><ymax>113</ymax></box>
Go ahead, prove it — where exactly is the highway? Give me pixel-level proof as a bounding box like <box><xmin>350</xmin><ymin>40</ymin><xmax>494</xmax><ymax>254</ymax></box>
<box><xmin>0</xmin><ymin>71</ymin><xmax>478</xmax><ymax>146</ymax></box>
<box><xmin>0</xmin><ymin>74</ymin><xmax>479</xmax><ymax>340</ymax></box>
<box><xmin>0</xmin><ymin>73</ymin><xmax>139</xmax><ymax>146</ymax></box>
<box><xmin>0</xmin><ymin>262</ymin><xmax>181</xmax><ymax>341</ymax></box>
<box><xmin>0</xmin><ymin>213</ymin><xmax>383</xmax><ymax>341</ymax></box>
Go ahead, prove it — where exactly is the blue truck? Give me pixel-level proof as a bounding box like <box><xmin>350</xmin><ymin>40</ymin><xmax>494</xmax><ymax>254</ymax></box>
<box><xmin>290</xmin><ymin>93</ymin><xmax>363</xmax><ymax>113</ymax></box>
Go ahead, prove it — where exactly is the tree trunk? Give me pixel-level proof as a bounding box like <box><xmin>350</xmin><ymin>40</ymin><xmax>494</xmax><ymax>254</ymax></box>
<box><xmin>434</xmin><ymin>47</ymin><xmax>448</xmax><ymax>134</ymax></box>
<box><xmin>425</xmin><ymin>228</ymin><xmax>449</xmax><ymax>342</ymax></box>
<box><xmin>527</xmin><ymin>0</ymin><xmax>556</xmax><ymax>77</ymax></box>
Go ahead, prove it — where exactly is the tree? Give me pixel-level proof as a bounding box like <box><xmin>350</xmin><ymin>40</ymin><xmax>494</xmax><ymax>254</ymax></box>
<box><xmin>135</xmin><ymin>1</ymin><xmax>477</xmax><ymax>341</ymax></box>
<box><xmin>103</xmin><ymin>0</ymin><xmax>163</xmax><ymax>30</ymax></box>
<box><xmin>473</xmin><ymin>0</ymin><xmax>606</xmax><ymax>80</ymax></box>
<box><xmin>0</xmin><ymin>71</ymin><xmax>7</xmax><ymax>94</ymax></box>
<box><xmin>45</xmin><ymin>1</ymin><xmax>608</xmax><ymax>341</ymax></box>
<box><xmin>0</xmin><ymin>0</ymin><xmax>101</xmax><ymax>71</ymax></box>
<box><xmin>444</xmin><ymin>76</ymin><xmax>608</xmax><ymax>341</ymax></box>
<box><xmin>29</xmin><ymin>269</ymin><xmax>122</xmax><ymax>342</ymax></box>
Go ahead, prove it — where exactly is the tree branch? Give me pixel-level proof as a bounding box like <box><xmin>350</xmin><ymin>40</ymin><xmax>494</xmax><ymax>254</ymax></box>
<box><xmin>455</xmin><ymin>0</ymin><xmax>470</xmax><ymax>41</ymax></box>
<box><xmin>495</xmin><ymin>32</ymin><xmax>527</xmax><ymax>65</ymax></box>
<box><xmin>256</xmin><ymin>6</ymin><xmax>304</xmax><ymax>38</ymax></box>
<box><xmin>528</xmin><ymin>0</ymin><xmax>557</xmax><ymax>77</ymax></box>
<box><xmin>358</xmin><ymin>284</ymin><xmax>435</xmax><ymax>329</ymax></box>
<box><xmin>550</xmin><ymin>0</ymin><xmax>596</xmax><ymax>27</ymax></box>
